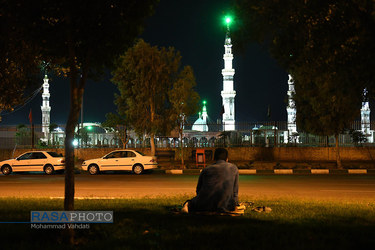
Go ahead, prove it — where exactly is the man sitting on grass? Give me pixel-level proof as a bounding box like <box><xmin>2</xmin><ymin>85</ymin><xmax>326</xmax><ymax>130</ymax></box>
<box><xmin>182</xmin><ymin>148</ymin><xmax>240</xmax><ymax>213</ymax></box>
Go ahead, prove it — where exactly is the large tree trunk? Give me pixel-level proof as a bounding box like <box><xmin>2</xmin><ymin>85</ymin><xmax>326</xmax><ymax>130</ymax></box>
<box><xmin>63</xmin><ymin>39</ymin><xmax>89</xmax><ymax>244</ymax></box>
<box><xmin>335</xmin><ymin>134</ymin><xmax>342</xmax><ymax>169</ymax></box>
<box><xmin>150</xmin><ymin>133</ymin><xmax>156</xmax><ymax>156</ymax></box>
<box><xmin>63</xmin><ymin>85</ymin><xmax>84</xmax><ymax>245</ymax></box>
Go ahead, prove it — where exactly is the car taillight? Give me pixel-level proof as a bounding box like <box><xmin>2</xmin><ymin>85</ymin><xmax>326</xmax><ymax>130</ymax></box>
<box><xmin>61</xmin><ymin>159</ymin><xmax>65</xmax><ymax>163</ymax></box>
<box><xmin>150</xmin><ymin>159</ymin><xmax>155</xmax><ymax>162</ymax></box>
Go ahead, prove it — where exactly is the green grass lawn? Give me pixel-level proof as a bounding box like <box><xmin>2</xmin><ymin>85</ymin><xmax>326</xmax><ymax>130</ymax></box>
<box><xmin>0</xmin><ymin>196</ymin><xmax>374</xmax><ymax>250</ymax></box>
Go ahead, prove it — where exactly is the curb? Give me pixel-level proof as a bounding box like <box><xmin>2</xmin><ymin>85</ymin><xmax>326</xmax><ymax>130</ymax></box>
<box><xmin>157</xmin><ymin>169</ymin><xmax>375</xmax><ymax>175</ymax></box>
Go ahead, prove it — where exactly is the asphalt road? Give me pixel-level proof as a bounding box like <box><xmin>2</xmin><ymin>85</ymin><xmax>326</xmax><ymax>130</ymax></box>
<box><xmin>1</xmin><ymin>173</ymin><xmax>375</xmax><ymax>201</ymax></box>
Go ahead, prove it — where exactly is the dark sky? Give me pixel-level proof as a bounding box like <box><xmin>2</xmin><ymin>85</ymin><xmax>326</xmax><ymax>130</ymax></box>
<box><xmin>0</xmin><ymin>0</ymin><xmax>288</xmax><ymax>126</ymax></box>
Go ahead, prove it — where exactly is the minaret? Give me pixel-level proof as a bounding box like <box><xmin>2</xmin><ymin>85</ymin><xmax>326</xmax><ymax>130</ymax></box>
<box><xmin>284</xmin><ymin>74</ymin><xmax>298</xmax><ymax>143</ymax></box>
<box><xmin>202</xmin><ymin>100</ymin><xmax>208</xmax><ymax>125</ymax></box>
<box><xmin>41</xmin><ymin>74</ymin><xmax>51</xmax><ymax>141</ymax></box>
<box><xmin>221</xmin><ymin>17</ymin><xmax>236</xmax><ymax>131</ymax></box>
<box><xmin>361</xmin><ymin>88</ymin><xmax>372</xmax><ymax>142</ymax></box>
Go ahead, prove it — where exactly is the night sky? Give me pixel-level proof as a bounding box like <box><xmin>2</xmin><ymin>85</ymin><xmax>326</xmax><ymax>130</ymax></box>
<box><xmin>0</xmin><ymin>0</ymin><xmax>288</xmax><ymax>126</ymax></box>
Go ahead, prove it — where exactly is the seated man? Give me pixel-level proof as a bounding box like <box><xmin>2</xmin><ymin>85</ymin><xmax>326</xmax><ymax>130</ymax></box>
<box><xmin>183</xmin><ymin>148</ymin><xmax>239</xmax><ymax>213</ymax></box>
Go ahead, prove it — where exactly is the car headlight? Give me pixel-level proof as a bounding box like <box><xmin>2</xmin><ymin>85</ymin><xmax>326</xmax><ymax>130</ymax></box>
<box><xmin>82</xmin><ymin>161</ymin><xmax>86</xmax><ymax>165</ymax></box>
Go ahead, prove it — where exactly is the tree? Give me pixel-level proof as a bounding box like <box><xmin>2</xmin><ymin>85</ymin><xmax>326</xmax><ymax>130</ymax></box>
<box><xmin>169</xmin><ymin>66</ymin><xmax>200</xmax><ymax>166</ymax></box>
<box><xmin>102</xmin><ymin>112</ymin><xmax>130</xmax><ymax>149</ymax></box>
<box><xmin>349</xmin><ymin>129</ymin><xmax>367</xmax><ymax>146</ymax></box>
<box><xmin>219</xmin><ymin>131</ymin><xmax>231</xmax><ymax>147</ymax></box>
<box><xmin>112</xmin><ymin>39</ymin><xmax>198</xmax><ymax>156</ymax></box>
<box><xmin>1</xmin><ymin>0</ymin><xmax>157</xmax><ymax>244</ymax></box>
<box><xmin>0</xmin><ymin>5</ymin><xmax>40</xmax><ymax>118</ymax></box>
<box><xmin>15</xmin><ymin>124</ymin><xmax>30</xmax><ymax>146</ymax></box>
<box><xmin>235</xmin><ymin>0</ymin><xmax>375</xmax><ymax>167</ymax></box>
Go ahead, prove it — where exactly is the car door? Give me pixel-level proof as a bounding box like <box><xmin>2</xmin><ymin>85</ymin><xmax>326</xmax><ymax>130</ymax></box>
<box><xmin>12</xmin><ymin>152</ymin><xmax>32</xmax><ymax>172</ymax></box>
<box><xmin>27</xmin><ymin>152</ymin><xmax>47</xmax><ymax>172</ymax></box>
<box><xmin>100</xmin><ymin>151</ymin><xmax>121</xmax><ymax>171</ymax></box>
<box><xmin>117</xmin><ymin>151</ymin><xmax>136</xmax><ymax>171</ymax></box>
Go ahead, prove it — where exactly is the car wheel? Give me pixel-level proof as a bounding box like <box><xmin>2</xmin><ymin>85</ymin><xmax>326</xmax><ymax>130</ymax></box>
<box><xmin>44</xmin><ymin>165</ymin><xmax>55</xmax><ymax>175</ymax></box>
<box><xmin>2</xmin><ymin>165</ymin><xmax>12</xmax><ymax>175</ymax></box>
<box><xmin>88</xmin><ymin>165</ymin><xmax>99</xmax><ymax>175</ymax></box>
<box><xmin>133</xmin><ymin>164</ymin><xmax>144</xmax><ymax>175</ymax></box>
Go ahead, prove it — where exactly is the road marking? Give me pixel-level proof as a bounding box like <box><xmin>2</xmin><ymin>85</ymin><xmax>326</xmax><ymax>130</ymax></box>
<box><xmin>274</xmin><ymin>169</ymin><xmax>293</xmax><ymax>174</ymax></box>
<box><xmin>239</xmin><ymin>170</ymin><xmax>257</xmax><ymax>174</ymax></box>
<box><xmin>348</xmin><ymin>169</ymin><xmax>367</xmax><ymax>174</ymax></box>
<box><xmin>165</xmin><ymin>170</ymin><xmax>183</xmax><ymax>174</ymax></box>
<box><xmin>311</xmin><ymin>169</ymin><xmax>329</xmax><ymax>174</ymax></box>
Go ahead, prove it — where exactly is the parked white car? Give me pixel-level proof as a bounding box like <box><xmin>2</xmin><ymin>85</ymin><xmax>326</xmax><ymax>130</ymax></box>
<box><xmin>81</xmin><ymin>150</ymin><xmax>158</xmax><ymax>175</ymax></box>
<box><xmin>0</xmin><ymin>151</ymin><xmax>65</xmax><ymax>175</ymax></box>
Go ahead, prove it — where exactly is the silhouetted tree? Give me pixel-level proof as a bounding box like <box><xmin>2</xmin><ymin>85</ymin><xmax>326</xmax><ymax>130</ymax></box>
<box><xmin>235</xmin><ymin>0</ymin><xmax>375</xmax><ymax>167</ymax></box>
<box><xmin>112</xmin><ymin>40</ymin><xmax>199</xmax><ymax>156</ymax></box>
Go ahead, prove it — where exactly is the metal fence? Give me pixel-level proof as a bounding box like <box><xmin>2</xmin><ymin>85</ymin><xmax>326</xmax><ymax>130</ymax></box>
<box><xmin>0</xmin><ymin>121</ymin><xmax>373</xmax><ymax>149</ymax></box>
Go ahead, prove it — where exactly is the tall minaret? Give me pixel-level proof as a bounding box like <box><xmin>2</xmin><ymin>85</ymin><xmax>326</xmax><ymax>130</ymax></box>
<box><xmin>361</xmin><ymin>88</ymin><xmax>372</xmax><ymax>142</ymax></box>
<box><xmin>221</xmin><ymin>17</ymin><xmax>236</xmax><ymax>131</ymax></box>
<box><xmin>284</xmin><ymin>74</ymin><xmax>298</xmax><ymax>143</ymax></box>
<box><xmin>41</xmin><ymin>74</ymin><xmax>51</xmax><ymax>141</ymax></box>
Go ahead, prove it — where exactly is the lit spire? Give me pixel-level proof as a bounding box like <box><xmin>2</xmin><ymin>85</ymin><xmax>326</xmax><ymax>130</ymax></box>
<box><xmin>202</xmin><ymin>100</ymin><xmax>207</xmax><ymax>122</ymax></box>
<box><xmin>224</xmin><ymin>16</ymin><xmax>232</xmax><ymax>45</ymax></box>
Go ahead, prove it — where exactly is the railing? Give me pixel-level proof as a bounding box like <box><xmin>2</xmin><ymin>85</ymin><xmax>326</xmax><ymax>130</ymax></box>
<box><xmin>0</xmin><ymin>121</ymin><xmax>373</xmax><ymax>149</ymax></box>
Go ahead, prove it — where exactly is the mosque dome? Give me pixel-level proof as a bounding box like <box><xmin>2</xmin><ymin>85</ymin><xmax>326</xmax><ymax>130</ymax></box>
<box><xmin>192</xmin><ymin>117</ymin><xmax>208</xmax><ymax>132</ymax></box>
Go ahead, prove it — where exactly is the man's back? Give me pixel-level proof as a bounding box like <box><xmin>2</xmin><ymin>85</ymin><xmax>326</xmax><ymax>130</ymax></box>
<box><xmin>189</xmin><ymin>160</ymin><xmax>239</xmax><ymax>212</ymax></box>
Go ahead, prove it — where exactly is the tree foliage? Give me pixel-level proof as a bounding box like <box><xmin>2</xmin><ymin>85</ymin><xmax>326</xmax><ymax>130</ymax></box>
<box><xmin>235</xmin><ymin>0</ymin><xmax>375</xmax><ymax>167</ymax></box>
<box><xmin>112</xmin><ymin>39</ymin><xmax>200</xmax><ymax>156</ymax></box>
<box><xmin>102</xmin><ymin>112</ymin><xmax>129</xmax><ymax>149</ymax></box>
<box><xmin>169</xmin><ymin>66</ymin><xmax>200</xmax><ymax>165</ymax></box>
<box><xmin>0</xmin><ymin>3</ymin><xmax>40</xmax><ymax>113</ymax></box>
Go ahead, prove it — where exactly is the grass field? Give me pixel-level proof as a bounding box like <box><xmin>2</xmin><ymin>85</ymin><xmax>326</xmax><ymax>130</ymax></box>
<box><xmin>0</xmin><ymin>196</ymin><xmax>374</xmax><ymax>250</ymax></box>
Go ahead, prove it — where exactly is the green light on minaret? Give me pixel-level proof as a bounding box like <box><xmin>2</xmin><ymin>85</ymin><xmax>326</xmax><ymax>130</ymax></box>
<box><xmin>224</xmin><ymin>15</ymin><xmax>233</xmax><ymax>27</ymax></box>
<box><xmin>203</xmin><ymin>100</ymin><xmax>207</xmax><ymax>105</ymax></box>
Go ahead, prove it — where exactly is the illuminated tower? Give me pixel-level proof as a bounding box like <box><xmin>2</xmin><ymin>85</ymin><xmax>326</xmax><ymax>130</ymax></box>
<box><xmin>41</xmin><ymin>74</ymin><xmax>51</xmax><ymax>141</ymax></box>
<box><xmin>221</xmin><ymin>17</ymin><xmax>236</xmax><ymax>131</ymax></box>
<box><xmin>361</xmin><ymin>88</ymin><xmax>373</xmax><ymax>142</ymax></box>
<box><xmin>284</xmin><ymin>74</ymin><xmax>298</xmax><ymax>143</ymax></box>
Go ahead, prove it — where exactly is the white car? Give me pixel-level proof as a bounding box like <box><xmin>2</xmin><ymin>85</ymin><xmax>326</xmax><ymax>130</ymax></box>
<box><xmin>0</xmin><ymin>151</ymin><xmax>65</xmax><ymax>175</ymax></box>
<box><xmin>81</xmin><ymin>150</ymin><xmax>158</xmax><ymax>175</ymax></box>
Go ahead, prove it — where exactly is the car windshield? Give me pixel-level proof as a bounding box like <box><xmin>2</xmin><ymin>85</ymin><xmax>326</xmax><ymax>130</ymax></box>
<box><xmin>46</xmin><ymin>152</ymin><xmax>62</xmax><ymax>157</ymax></box>
<box><xmin>135</xmin><ymin>151</ymin><xmax>145</xmax><ymax>156</ymax></box>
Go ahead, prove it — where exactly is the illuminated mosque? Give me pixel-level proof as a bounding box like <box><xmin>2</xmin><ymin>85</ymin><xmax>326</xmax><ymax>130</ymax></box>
<box><xmin>39</xmin><ymin>16</ymin><xmax>373</xmax><ymax>147</ymax></box>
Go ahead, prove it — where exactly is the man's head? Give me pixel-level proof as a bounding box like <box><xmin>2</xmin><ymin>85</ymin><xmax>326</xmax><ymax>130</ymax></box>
<box><xmin>214</xmin><ymin>148</ymin><xmax>228</xmax><ymax>161</ymax></box>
